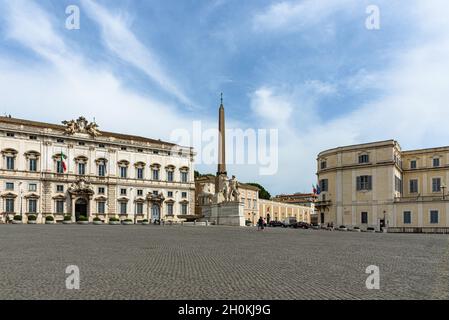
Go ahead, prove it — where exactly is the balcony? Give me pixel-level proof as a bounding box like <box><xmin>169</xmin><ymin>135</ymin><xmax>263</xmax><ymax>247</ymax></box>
<box><xmin>315</xmin><ymin>200</ymin><xmax>332</xmax><ymax>210</ymax></box>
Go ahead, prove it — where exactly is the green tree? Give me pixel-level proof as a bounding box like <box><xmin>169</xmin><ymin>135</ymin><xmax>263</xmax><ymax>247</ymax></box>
<box><xmin>245</xmin><ymin>183</ymin><xmax>271</xmax><ymax>200</ymax></box>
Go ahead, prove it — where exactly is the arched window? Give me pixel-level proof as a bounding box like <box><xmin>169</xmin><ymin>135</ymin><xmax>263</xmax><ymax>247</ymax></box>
<box><xmin>151</xmin><ymin>163</ymin><xmax>161</xmax><ymax>181</ymax></box>
<box><xmin>165</xmin><ymin>165</ymin><xmax>175</xmax><ymax>182</ymax></box>
<box><xmin>25</xmin><ymin>151</ymin><xmax>40</xmax><ymax>172</ymax></box>
<box><xmin>118</xmin><ymin>160</ymin><xmax>130</xmax><ymax>179</ymax></box>
<box><xmin>2</xmin><ymin>148</ymin><xmax>18</xmax><ymax>171</ymax></box>
<box><xmin>75</xmin><ymin>155</ymin><xmax>88</xmax><ymax>176</ymax></box>
<box><xmin>96</xmin><ymin>158</ymin><xmax>108</xmax><ymax>177</ymax></box>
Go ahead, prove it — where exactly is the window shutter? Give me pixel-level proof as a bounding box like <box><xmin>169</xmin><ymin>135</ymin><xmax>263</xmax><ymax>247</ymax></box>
<box><xmin>368</xmin><ymin>176</ymin><xmax>372</xmax><ymax>190</ymax></box>
<box><xmin>356</xmin><ymin>177</ymin><xmax>361</xmax><ymax>191</ymax></box>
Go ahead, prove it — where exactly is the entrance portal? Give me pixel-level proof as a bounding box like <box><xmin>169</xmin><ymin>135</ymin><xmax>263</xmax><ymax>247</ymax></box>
<box><xmin>75</xmin><ymin>198</ymin><xmax>88</xmax><ymax>221</ymax></box>
<box><xmin>151</xmin><ymin>205</ymin><xmax>161</xmax><ymax>223</ymax></box>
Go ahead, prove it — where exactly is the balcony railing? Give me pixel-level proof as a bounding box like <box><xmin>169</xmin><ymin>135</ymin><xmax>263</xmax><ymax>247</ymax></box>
<box><xmin>394</xmin><ymin>195</ymin><xmax>449</xmax><ymax>203</ymax></box>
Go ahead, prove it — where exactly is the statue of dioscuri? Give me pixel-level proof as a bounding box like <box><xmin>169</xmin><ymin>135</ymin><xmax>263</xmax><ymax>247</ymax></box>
<box><xmin>228</xmin><ymin>175</ymin><xmax>240</xmax><ymax>202</ymax></box>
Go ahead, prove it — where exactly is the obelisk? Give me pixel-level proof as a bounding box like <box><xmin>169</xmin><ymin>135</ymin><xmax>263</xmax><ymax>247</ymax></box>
<box><xmin>216</xmin><ymin>93</ymin><xmax>227</xmax><ymax>193</ymax></box>
<box><xmin>217</xmin><ymin>93</ymin><xmax>227</xmax><ymax>176</ymax></box>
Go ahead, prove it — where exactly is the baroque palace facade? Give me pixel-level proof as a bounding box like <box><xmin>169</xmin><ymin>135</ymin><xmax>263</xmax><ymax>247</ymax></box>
<box><xmin>316</xmin><ymin>140</ymin><xmax>449</xmax><ymax>233</ymax></box>
<box><xmin>0</xmin><ymin>116</ymin><xmax>195</xmax><ymax>224</ymax></box>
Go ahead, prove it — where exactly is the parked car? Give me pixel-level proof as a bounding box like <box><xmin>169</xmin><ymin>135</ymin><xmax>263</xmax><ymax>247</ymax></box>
<box><xmin>366</xmin><ymin>227</ymin><xmax>376</xmax><ymax>233</ymax></box>
<box><xmin>311</xmin><ymin>224</ymin><xmax>320</xmax><ymax>230</ymax></box>
<box><xmin>338</xmin><ymin>225</ymin><xmax>348</xmax><ymax>231</ymax></box>
<box><xmin>293</xmin><ymin>222</ymin><xmax>311</xmax><ymax>229</ymax></box>
<box><xmin>269</xmin><ymin>220</ymin><xmax>285</xmax><ymax>227</ymax></box>
<box><xmin>351</xmin><ymin>226</ymin><xmax>361</xmax><ymax>232</ymax></box>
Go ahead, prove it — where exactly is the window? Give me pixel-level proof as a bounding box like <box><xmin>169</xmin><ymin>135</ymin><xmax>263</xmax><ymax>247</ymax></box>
<box><xmin>28</xmin><ymin>199</ymin><xmax>37</xmax><ymax>213</ymax></box>
<box><xmin>136</xmin><ymin>203</ymin><xmax>143</xmax><ymax>214</ymax></box>
<box><xmin>433</xmin><ymin>158</ymin><xmax>440</xmax><ymax>167</ymax></box>
<box><xmin>152</xmin><ymin>169</ymin><xmax>160</xmax><ymax>181</ymax></box>
<box><xmin>403</xmin><ymin>211</ymin><xmax>411</xmax><ymax>224</ymax></box>
<box><xmin>182</xmin><ymin>192</ymin><xmax>187</xmax><ymax>198</ymax></box>
<box><xmin>167</xmin><ymin>203</ymin><xmax>174</xmax><ymax>215</ymax></box>
<box><xmin>319</xmin><ymin>179</ymin><xmax>328</xmax><ymax>192</ymax></box>
<box><xmin>6</xmin><ymin>182</ymin><xmax>14</xmax><ymax>190</ymax></box>
<box><xmin>98</xmin><ymin>201</ymin><xmax>105</xmax><ymax>214</ymax></box>
<box><xmin>181</xmin><ymin>203</ymin><xmax>188</xmax><ymax>215</ymax></box>
<box><xmin>395</xmin><ymin>176</ymin><xmax>403</xmax><ymax>194</ymax></box>
<box><xmin>410</xmin><ymin>160</ymin><xmax>417</xmax><ymax>169</ymax></box>
<box><xmin>120</xmin><ymin>202</ymin><xmax>127</xmax><ymax>214</ymax></box>
<box><xmin>56</xmin><ymin>185</ymin><xmax>64</xmax><ymax>193</ymax></box>
<box><xmin>6</xmin><ymin>132</ymin><xmax>15</xmax><ymax>137</ymax></box>
<box><xmin>6</xmin><ymin>156</ymin><xmax>14</xmax><ymax>170</ymax></box>
<box><xmin>167</xmin><ymin>171</ymin><xmax>174</xmax><ymax>182</ymax></box>
<box><xmin>137</xmin><ymin>189</ymin><xmax>143</xmax><ymax>196</ymax></box>
<box><xmin>78</xmin><ymin>142</ymin><xmax>85</xmax><ymax>146</ymax></box>
<box><xmin>153</xmin><ymin>150</ymin><xmax>159</xmax><ymax>155</ymax></box>
<box><xmin>56</xmin><ymin>200</ymin><xmax>64</xmax><ymax>214</ymax></box>
<box><xmin>121</xmin><ymin>147</ymin><xmax>127</xmax><ymax>151</ymax></box>
<box><xmin>320</xmin><ymin>161</ymin><xmax>327</xmax><ymax>170</ymax></box>
<box><xmin>56</xmin><ymin>161</ymin><xmax>64</xmax><ymax>174</ymax></box>
<box><xmin>181</xmin><ymin>172</ymin><xmax>188</xmax><ymax>183</ymax></box>
<box><xmin>98</xmin><ymin>164</ymin><xmax>106</xmax><ymax>177</ymax></box>
<box><xmin>78</xmin><ymin>163</ymin><xmax>86</xmax><ymax>175</ymax></box>
<box><xmin>29</xmin><ymin>183</ymin><xmax>37</xmax><ymax>192</ymax></box>
<box><xmin>430</xmin><ymin>210</ymin><xmax>439</xmax><ymax>224</ymax></box>
<box><xmin>153</xmin><ymin>190</ymin><xmax>159</xmax><ymax>196</ymax></box>
<box><xmin>167</xmin><ymin>191</ymin><xmax>173</xmax><ymax>198</ymax></box>
<box><xmin>361</xmin><ymin>212</ymin><xmax>368</xmax><ymax>224</ymax></box>
<box><xmin>137</xmin><ymin>149</ymin><xmax>143</xmax><ymax>153</ymax></box>
<box><xmin>409</xmin><ymin>179</ymin><xmax>418</xmax><ymax>193</ymax></box>
<box><xmin>98</xmin><ymin>144</ymin><xmax>105</xmax><ymax>148</ymax></box>
<box><xmin>56</xmin><ymin>139</ymin><xmax>64</xmax><ymax>143</ymax></box>
<box><xmin>29</xmin><ymin>135</ymin><xmax>37</xmax><ymax>140</ymax></box>
<box><xmin>120</xmin><ymin>167</ymin><xmax>128</xmax><ymax>178</ymax></box>
<box><xmin>98</xmin><ymin>187</ymin><xmax>105</xmax><ymax>194</ymax></box>
<box><xmin>5</xmin><ymin>198</ymin><xmax>14</xmax><ymax>213</ymax></box>
<box><xmin>137</xmin><ymin>168</ymin><xmax>144</xmax><ymax>179</ymax></box>
<box><xmin>29</xmin><ymin>158</ymin><xmax>37</xmax><ymax>172</ymax></box>
<box><xmin>432</xmin><ymin>178</ymin><xmax>441</xmax><ymax>192</ymax></box>
<box><xmin>120</xmin><ymin>188</ymin><xmax>127</xmax><ymax>196</ymax></box>
<box><xmin>356</xmin><ymin>176</ymin><xmax>372</xmax><ymax>191</ymax></box>
<box><xmin>359</xmin><ymin>154</ymin><xmax>369</xmax><ymax>164</ymax></box>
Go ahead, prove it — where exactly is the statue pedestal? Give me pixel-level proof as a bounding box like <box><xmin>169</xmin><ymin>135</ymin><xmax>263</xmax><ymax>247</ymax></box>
<box><xmin>202</xmin><ymin>201</ymin><xmax>245</xmax><ymax>227</ymax></box>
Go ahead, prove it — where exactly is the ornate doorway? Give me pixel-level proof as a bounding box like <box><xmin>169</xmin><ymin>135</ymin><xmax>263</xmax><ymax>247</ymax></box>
<box><xmin>151</xmin><ymin>205</ymin><xmax>160</xmax><ymax>223</ymax></box>
<box><xmin>75</xmin><ymin>198</ymin><xmax>88</xmax><ymax>221</ymax></box>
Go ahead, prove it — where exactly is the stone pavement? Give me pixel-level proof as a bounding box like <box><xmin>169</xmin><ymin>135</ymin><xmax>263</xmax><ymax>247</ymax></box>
<box><xmin>0</xmin><ymin>225</ymin><xmax>448</xmax><ymax>300</ymax></box>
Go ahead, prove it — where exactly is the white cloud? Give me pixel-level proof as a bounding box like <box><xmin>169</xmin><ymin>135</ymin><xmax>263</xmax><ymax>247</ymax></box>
<box><xmin>252</xmin><ymin>0</ymin><xmax>355</xmax><ymax>32</ymax></box>
<box><xmin>249</xmin><ymin>1</ymin><xmax>449</xmax><ymax>194</ymax></box>
<box><xmin>80</xmin><ymin>0</ymin><xmax>192</xmax><ymax>106</ymax></box>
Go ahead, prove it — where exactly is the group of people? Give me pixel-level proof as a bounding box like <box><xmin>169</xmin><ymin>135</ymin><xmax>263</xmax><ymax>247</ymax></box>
<box><xmin>257</xmin><ymin>217</ymin><xmax>267</xmax><ymax>231</ymax></box>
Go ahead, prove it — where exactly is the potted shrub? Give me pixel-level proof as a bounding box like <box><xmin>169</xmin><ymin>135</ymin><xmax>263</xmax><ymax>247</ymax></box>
<box><xmin>27</xmin><ymin>215</ymin><xmax>37</xmax><ymax>224</ymax></box>
<box><xmin>122</xmin><ymin>219</ymin><xmax>134</xmax><ymax>225</ymax></box>
<box><xmin>77</xmin><ymin>216</ymin><xmax>89</xmax><ymax>225</ymax></box>
<box><xmin>63</xmin><ymin>215</ymin><xmax>73</xmax><ymax>224</ymax></box>
<box><xmin>109</xmin><ymin>217</ymin><xmax>120</xmax><ymax>225</ymax></box>
<box><xmin>93</xmin><ymin>217</ymin><xmax>103</xmax><ymax>225</ymax></box>
<box><xmin>142</xmin><ymin>219</ymin><xmax>150</xmax><ymax>225</ymax></box>
<box><xmin>45</xmin><ymin>216</ymin><xmax>55</xmax><ymax>224</ymax></box>
<box><xmin>12</xmin><ymin>215</ymin><xmax>23</xmax><ymax>224</ymax></box>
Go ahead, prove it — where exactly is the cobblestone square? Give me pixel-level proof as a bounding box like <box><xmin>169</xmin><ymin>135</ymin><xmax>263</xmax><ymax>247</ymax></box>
<box><xmin>0</xmin><ymin>225</ymin><xmax>448</xmax><ymax>300</ymax></box>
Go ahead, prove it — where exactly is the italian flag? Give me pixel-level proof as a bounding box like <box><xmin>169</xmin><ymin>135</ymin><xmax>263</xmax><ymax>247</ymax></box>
<box><xmin>60</xmin><ymin>151</ymin><xmax>67</xmax><ymax>172</ymax></box>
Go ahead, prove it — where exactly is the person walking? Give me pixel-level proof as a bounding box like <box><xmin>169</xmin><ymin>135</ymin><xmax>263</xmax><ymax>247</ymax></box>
<box><xmin>257</xmin><ymin>217</ymin><xmax>263</xmax><ymax>231</ymax></box>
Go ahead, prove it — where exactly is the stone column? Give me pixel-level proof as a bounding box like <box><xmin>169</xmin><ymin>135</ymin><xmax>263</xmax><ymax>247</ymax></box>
<box><xmin>71</xmin><ymin>197</ymin><xmax>76</xmax><ymax>223</ymax></box>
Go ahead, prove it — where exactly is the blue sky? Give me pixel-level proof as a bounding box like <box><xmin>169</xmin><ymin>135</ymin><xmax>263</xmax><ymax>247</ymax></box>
<box><xmin>1</xmin><ymin>0</ymin><xmax>449</xmax><ymax>195</ymax></box>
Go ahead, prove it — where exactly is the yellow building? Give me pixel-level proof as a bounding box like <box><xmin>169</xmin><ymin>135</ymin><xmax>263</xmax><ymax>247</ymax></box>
<box><xmin>259</xmin><ymin>199</ymin><xmax>312</xmax><ymax>225</ymax></box>
<box><xmin>316</xmin><ymin>140</ymin><xmax>449</xmax><ymax>233</ymax></box>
